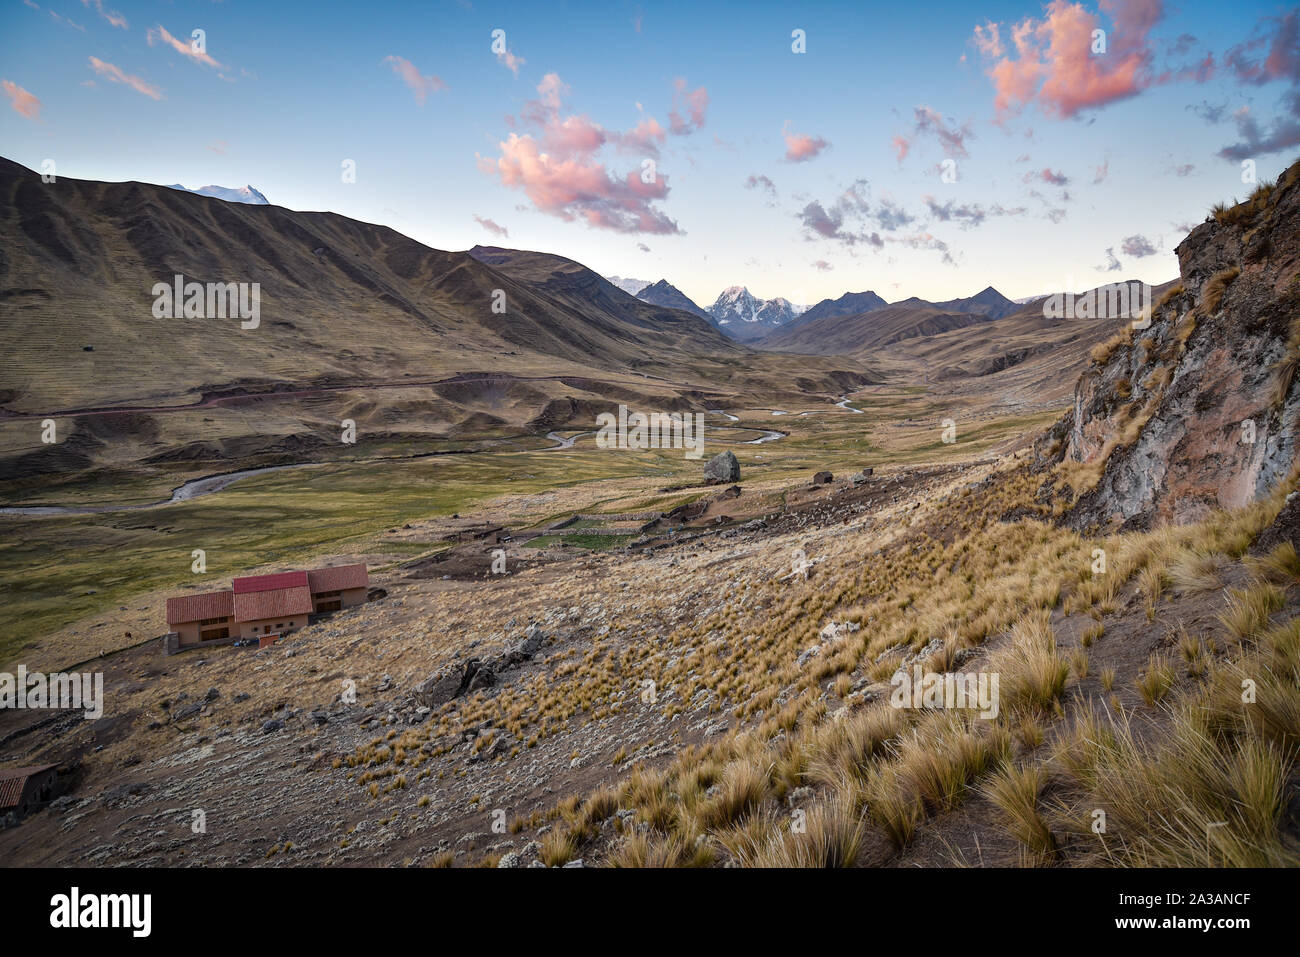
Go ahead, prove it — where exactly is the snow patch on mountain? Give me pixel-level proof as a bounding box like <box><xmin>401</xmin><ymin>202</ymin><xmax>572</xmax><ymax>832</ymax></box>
<box><xmin>606</xmin><ymin>275</ymin><xmax>652</xmax><ymax>296</ymax></box>
<box><xmin>167</xmin><ymin>184</ymin><xmax>270</xmax><ymax>205</ymax></box>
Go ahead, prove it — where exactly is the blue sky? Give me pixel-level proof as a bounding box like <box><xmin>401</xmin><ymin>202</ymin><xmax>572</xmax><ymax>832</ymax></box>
<box><xmin>2</xmin><ymin>0</ymin><xmax>1298</xmax><ymax>307</ymax></box>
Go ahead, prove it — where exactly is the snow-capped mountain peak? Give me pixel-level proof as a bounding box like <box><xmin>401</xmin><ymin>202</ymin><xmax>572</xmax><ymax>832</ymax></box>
<box><xmin>708</xmin><ymin>286</ymin><xmax>805</xmax><ymax>332</ymax></box>
<box><xmin>606</xmin><ymin>275</ymin><xmax>652</xmax><ymax>296</ymax></box>
<box><xmin>167</xmin><ymin>183</ymin><xmax>270</xmax><ymax>205</ymax></box>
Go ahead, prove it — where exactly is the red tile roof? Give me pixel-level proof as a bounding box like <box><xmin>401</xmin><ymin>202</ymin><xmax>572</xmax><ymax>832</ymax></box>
<box><xmin>166</xmin><ymin>589</ymin><xmax>235</xmax><ymax>625</ymax></box>
<box><xmin>0</xmin><ymin>764</ymin><xmax>57</xmax><ymax>810</ymax></box>
<box><xmin>232</xmin><ymin>570</ymin><xmax>309</xmax><ymax>594</ymax></box>
<box><xmin>233</xmin><ymin>585</ymin><xmax>313</xmax><ymax>622</ymax></box>
<box><xmin>307</xmin><ymin>564</ymin><xmax>369</xmax><ymax>593</ymax></box>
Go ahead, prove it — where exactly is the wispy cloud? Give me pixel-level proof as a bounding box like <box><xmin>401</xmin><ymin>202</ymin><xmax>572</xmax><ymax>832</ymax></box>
<box><xmin>1026</xmin><ymin>167</ymin><xmax>1070</xmax><ymax>186</ymax></box>
<box><xmin>922</xmin><ymin>195</ymin><xmax>1027</xmax><ymax>228</ymax></box>
<box><xmin>2</xmin><ymin>79</ymin><xmax>42</xmax><ymax>119</ymax></box>
<box><xmin>80</xmin><ymin>0</ymin><xmax>126</xmax><ymax>30</ymax></box>
<box><xmin>668</xmin><ymin>77</ymin><xmax>708</xmax><ymax>134</ymax></box>
<box><xmin>474</xmin><ymin>214</ymin><xmax>509</xmax><ymax>237</ymax></box>
<box><xmin>87</xmin><ymin>57</ymin><xmax>162</xmax><ymax>100</ymax></box>
<box><xmin>890</xmin><ymin>106</ymin><xmax>972</xmax><ymax>169</ymax></box>
<box><xmin>49</xmin><ymin>10</ymin><xmax>85</xmax><ymax>32</ymax></box>
<box><xmin>147</xmin><ymin>25</ymin><xmax>226</xmax><ymax>71</ymax></box>
<box><xmin>383</xmin><ymin>55</ymin><xmax>447</xmax><ymax>104</ymax></box>
<box><xmin>493</xmin><ymin>35</ymin><xmax>525</xmax><ymax>76</ymax></box>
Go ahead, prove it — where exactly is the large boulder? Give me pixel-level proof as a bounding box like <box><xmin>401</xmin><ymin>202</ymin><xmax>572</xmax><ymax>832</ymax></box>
<box><xmin>703</xmin><ymin>450</ymin><xmax>740</xmax><ymax>484</ymax></box>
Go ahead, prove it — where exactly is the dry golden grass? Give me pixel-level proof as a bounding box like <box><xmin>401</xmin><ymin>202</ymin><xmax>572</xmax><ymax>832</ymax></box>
<box><xmin>1250</xmin><ymin>541</ymin><xmax>1300</xmax><ymax>588</ymax></box>
<box><xmin>1135</xmin><ymin>655</ymin><xmax>1176</xmax><ymax>706</ymax></box>
<box><xmin>1219</xmin><ymin>582</ymin><xmax>1286</xmax><ymax>642</ymax></box>
<box><xmin>718</xmin><ymin>794</ymin><xmax>864</xmax><ymax>867</ymax></box>
<box><xmin>983</xmin><ymin>762</ymin><xmax>1057</xmax><ymax>858</ymax></box>
<box><xmin>984</xmin><ymin>610</ymin><xmax>1069</xmax><ymax>717</ymax></box>
<box><xmin>1078</xmin><ymin>711</ymin><xmax>1295</xmax><ymax>866</ymax></box>
<box><xmin>1202</xmin><ymin>266</ymin><xmax>1241</xmax><ymax>314</ymax></box>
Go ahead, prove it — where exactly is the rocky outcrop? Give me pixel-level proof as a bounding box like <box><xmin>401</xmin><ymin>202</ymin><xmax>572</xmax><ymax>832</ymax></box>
<box><xmin>1040</xmin><ymin>159</ymin><xmax>1300</xmax><ymax>530</ymax></box>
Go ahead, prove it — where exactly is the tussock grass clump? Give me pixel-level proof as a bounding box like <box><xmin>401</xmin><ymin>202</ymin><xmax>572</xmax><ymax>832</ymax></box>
<box><xmin>1210</xmin><ymin>180</ymin><xmax>1276</xmax><ymax>226</ymax></box>
<box><xmin>804</xmin><ymin>706</ymin><xmax>905</xmax><ymax>790</ymax></box>
<box><xmin>699</xmin><ymin>757</ymin><xmax>770</xmax><ymax>829</ymax></box>
<box><xmin>1090</xmin><ymin>326</ymin><xmax>1133</xmax><ymax>366</ymax></box>
<box><xmin>1135</xmin><ymin>655</ymin><xmax>1176</xmax><ymax>706</ymax></box>
<box><xmin>1199</xmin><ymin>640</ymin><xmax>1300</xmax><ymax>754</ymax></box>
<box><xmin>719</xmin><ymin>795</ymin><xmax>864</xmax><ymax>867</ymax></box>
<box><xmin>984</xmin><ymin>610</ymin><xmax>1069</xmax><ymax>716</ymax></box>
<box><xmin>863</xmin><ymin>765</ymin><xmax>923</xmax><ymax>849</ymax></box>
<box><xmin>539</xmin><ymin>826</ymin><xmax>579</xmax><ymax>867</ymax></box>
<box><xmin>1271</xmin><ymin>312</ymin><xmax>1300</xmax><ymax>406</ymax></box>
<box><xmin>1167</xmin><ymin>547</ymin><xmax>1227</xmax><ymax>593</ymax></box>
<box><xmin>889</xmin><ymin>712</ymin><xmax>1011</xmax><ymax>815</ymax></box>
<box><xmin>1219</xmin><ymin>582</ymin><xmax>1286</xmax><ymax>642</ymax></box>
<box><xmin>1250</xmin><ymin>541</ymin><xmax>1300</xmax><ymax>588</ymax></box>
<box><xmin>1083</xmin><ymin>713</ymin><xmax>1295</xmax><ymax>866</ymax></box>
<box><xmin>1201</xmin><ymin>265</ymin><xmax>1241</xmax><ymax>314</ymax></box>
<box><xmin>984</xmin><ymin>762</ymin><xmax>1057</xmax><ymax>858</ymax></box>
<box><xmin>609</xmin><ymin>830</ymin><xmax>713</xmax><ymax>868</ymax></box>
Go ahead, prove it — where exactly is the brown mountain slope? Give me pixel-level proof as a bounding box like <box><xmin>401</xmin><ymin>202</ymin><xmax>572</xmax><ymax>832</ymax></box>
<box><xmin>756</xmin><ymin>302</ymin><xmax>987</xmax><ymax>355</ymax></box>
<box><xmin>876</xmin><ymin>280</ymin><xmax>1177</xmax><ymax>407</ymax></box>
<box><xmin>0</xmin><ymin>157</ymin><xmax>876</xmax><ymax>489</ymax></box>
<box><xmin>0</xmin><ymin>157</ymin><xmax>734</xmax><ymax>414</ymax></box>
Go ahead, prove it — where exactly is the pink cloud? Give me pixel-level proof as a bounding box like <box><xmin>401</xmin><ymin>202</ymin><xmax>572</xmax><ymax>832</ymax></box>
<box><xmin>1225</xmin><ymin>12</ymin><xmax>1299</xmax><ymax>85</ymax></box>
<box><xmin>2</xmin><ymin>79</ymin><xmax>41</xmax><ymax>119</ymax></box>
<box><xmin>974</xmin><ymin>0</ymin><xmax>1164</xmax><ymax>119</ymax></box>
<box><xmin>973</xmin><ymin>21</ymin><xmax>1004</xmax><ymax>58</ymax></box>
<box><xmin>668</xmin><ymin>77</ymin><xmax>708</xmax><ymax>134</ymax></box>
<box><xmin>474</xmin><ymin>215</ymin><xmax>509</xmax><ymax>238</ymax></box>
<box><xmin>495</xmin><ymin>42</ymin><xmax>525</xmax><ymax>76</ymax></box>
<box><xmin>478</xmin><ymin>74</ymin><xmax>681</xmax><ymax>235</ymax></box>
<box><xmin>536</xmin><ymin>73</ymin><xmax>567</xmax><ymax>111</ymax></box>
<box><xmin>620</xmin><ymin>116</ymin><xmax>667</xmax><ymax>156</ymax></box>
<box><xmin>784</xmin><ymin>126</ymin><xmax>829</xmax><ymax>162</ymax></box>
<box><xmin>1026</xmin><ymin>166</ymin><xmax>1070</xmax><ymax>185</ymax></box>
<box><xmin>147</xmin><ymin>25</ymin><xmax>226</xmax><ymax>71</ymax></box>
<box><xmin>80</xmin><ymin>0</ymin><xmax>126</xmax><ymax>29</ymax></box>
<box><xmin>49</xmin><ymin>10</ymin><xmax>86</xmax><ymax>31</ymax></box>
<box><xmin>891</xmin><ymin>134</ymin><xmax>911</xmax><ymax>162</ymax></box>
<box><xmin>383</xmin><ymin>55</ymin><xmax>447</xmax><ymax>104</ymax></box>
<box><xmin>87</xmin><ymin>57</ymin><xmax>163</xmax><ymax>100</ymax></box>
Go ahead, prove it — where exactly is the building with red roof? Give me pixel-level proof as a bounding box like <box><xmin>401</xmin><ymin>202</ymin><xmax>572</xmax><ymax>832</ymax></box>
<box><xmin>164</xmin><ymin>564</ymin><xmax>368</xmax><ymax>652</ymax></box>
<box><xmin>0</xmin><ymin>764</ymin><xmax>58</xmax><ymax>817</ymax></box>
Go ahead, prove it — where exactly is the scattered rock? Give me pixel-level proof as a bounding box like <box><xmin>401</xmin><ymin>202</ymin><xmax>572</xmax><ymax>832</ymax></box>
<box><xmin>703</xmin><ymin>450</ymin><xmax>741</xmax><ymax>484</ymax></box>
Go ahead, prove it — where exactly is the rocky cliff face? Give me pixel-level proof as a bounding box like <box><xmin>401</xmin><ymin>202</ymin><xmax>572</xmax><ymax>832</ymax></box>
<box><xmin>1040</xmin><ymin>158</ymin><xmax>1300</xmax><ymax>531</ymax></box>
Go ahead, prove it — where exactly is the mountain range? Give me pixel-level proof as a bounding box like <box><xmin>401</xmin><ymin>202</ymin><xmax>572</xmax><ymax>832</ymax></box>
<box><xmin>605</xmin><ymin>273</ymin><xmax>1021</xmax><ymax>347</ymax></box>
